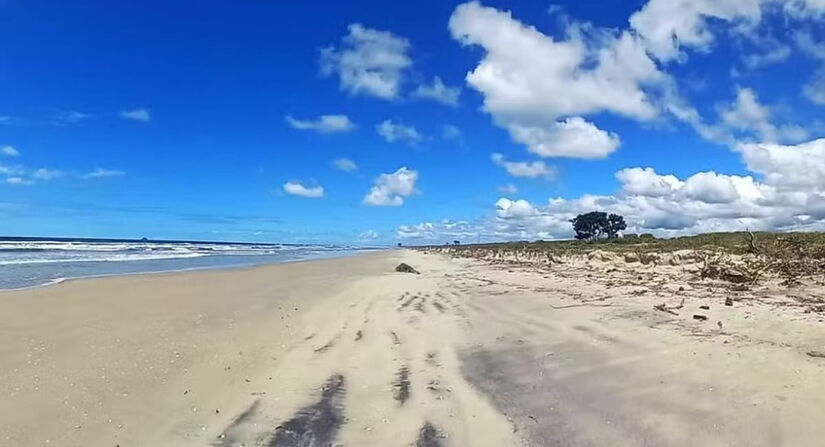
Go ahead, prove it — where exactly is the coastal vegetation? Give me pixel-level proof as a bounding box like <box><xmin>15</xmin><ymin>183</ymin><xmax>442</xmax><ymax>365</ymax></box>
<box><xmin>417</xmin><ymin>231</ymin><xmax>825</xmax><ymax>290</ymax></box>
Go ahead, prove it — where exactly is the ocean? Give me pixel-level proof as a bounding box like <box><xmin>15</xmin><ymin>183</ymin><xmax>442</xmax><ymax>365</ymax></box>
<box><xmin>0</xmin><ymin>237</ymin><xmax>376</xmax><ymax>290</ymax></box>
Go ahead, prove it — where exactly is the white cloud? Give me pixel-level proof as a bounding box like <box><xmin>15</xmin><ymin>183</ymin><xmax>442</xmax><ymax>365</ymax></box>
<box><xmin>498</xmin><ymin>184</ymin><xmax>518</xmax><ymax>194</ymax></box>
<box><xmin>683</xmin><ymin>87</ymin><xmax>809</xmax><ymax>146</ymax></box>
<box><xmin>795</xmin><ymin>30</ymin><xmax>825</xmax><ymax>60</ymax></box>
<box><xmin>376</xmin><ymin>120</ymin><xmax>422</xmax><ymax>144</ymax></box>
<box><xmin>283</xmin><ymin>181</ymin><xmax>325</xmax><ymax>198</ymax></box>
<box><xmin>414</xmin><ymin>76</ymin><xmax>461</xmax><ymax>106</ymax></box>
<box><xmin>82</xmin><ymin>168</ymin><xmax>125</xmax><ymax>179</ymax></box>
<box><xmin>795</xmin><ymin>31</ymin><xmax>825</xmax><ymax>105</ymax></box>
<box><xmin>52</xmin><ymin>110</ymin><xmax>92</xmax><ymax>125</ymax></box>
<box><xmin>363</xmin><ymin>167</ymin><xmax>419</xmax><ymax>206</ymax></box>
<box><xmin>496</xmin><ymin>198</ymin><xmax>538</xmax><ymax>218</ymax></box>
<box><xmin>629</xmin><ymin>0</ymin><xmax>766</xmax><ymax>62</ymax></box>
<box><xmin>399</xmin><ymin>136</ymin><xmax>825</xmax><ymax>241</ymax></box>
<box><xmin>803</xmin><ymin>69</ymin><xmax>825</xmax><ymax>105</ymax></box>
<box><xmin>5</xmin><ymin>177</ymin><xmax>32</xmax><ymax>185</ymax></box>
<box><xmin>442</xmin><ymin>125</ymin><xmax>462</xmax><ymax>140</ymax></box>
<box><xmin>332</xmin><ymin>158</ymin><xmax>358</xmax><ymax>172</ymax></box>
<box><xmin>285</xmin><ymin>114</ymin><xmax>355</xmax><ymax>133</ymax></box>
<box><xmin>448</xmin><ymin>2</ymin><xmax>664</xmax><ymax>159</ymax></box>
<box><xmin>508</xmin><ymin>117</ymin><xmax>620</xmax><ymax>159</ymax></box>
<box><xmin>629</xmin><ymin>0</ymin><xmax>825</xmax><ymax>62</ymax></box>
<box><xmin>320</xmin><ymin>24</ymin><xmax>411</xmax><ymax>100</ymax></box>
<box><xmin>742</xmin><ymin>43</ymin><xmax>791</xmax><ymax>69</ymax></box>
<box><xmin>616</xmin><ymin>167</ymin><xmax>683</xmax><ymax>197</ymax></box>
<box><xmin>358</xmin><ymin>229</ymin><xmax>379</xmax><ymax>240</ymax></box>
<box><xmin>1</xmin><ymin>146</ymin><xmax>19</xmax><ymax>157</ymax></box>
<box><xmin>679</xmin><ymin>171</ymin><xmax>742</xmax><ymax>204</ymax></box>
<box><xmin>491</xmin><ymin>153</ymin><xmax>555</xmax><ymax>179</ymax></box>
<box><xmin>120</xmin><ymin>108</ymin><xmax>151</xmax><ymax>122</ymax></box>
<box><xmin>736</xmin><ymin>138</ymin><xmax>825</xmax><ymax>189</ymax></box>
<box><xmin>397</xmin><ymin>222</ymin><xmax>437</xmax><ymax>239</ymax></box>
<box><xmin>32</xmin><ymin>168</ymin><xmax>62</xmax><ymax>180</ymax></box>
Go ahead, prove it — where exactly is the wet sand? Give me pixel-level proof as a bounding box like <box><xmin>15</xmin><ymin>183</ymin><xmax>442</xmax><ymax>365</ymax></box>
<box><xmin>2</xmin><ymin>250</ymin><xmax>825</xmax><ymax>446</ymax></box>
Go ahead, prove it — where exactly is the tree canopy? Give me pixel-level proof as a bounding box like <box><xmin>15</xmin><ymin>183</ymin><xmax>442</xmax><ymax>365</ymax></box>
<box><xmin>570</xmin><ymin>211</ymin><xmax>627</xmax><ymax>241</ymax></box>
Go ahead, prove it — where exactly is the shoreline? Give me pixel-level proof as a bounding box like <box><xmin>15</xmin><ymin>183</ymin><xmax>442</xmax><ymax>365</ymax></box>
<box><xmin>0</xmin><ymin>249</ymin><xmax>382</xmax><ymax>292</ymax></box>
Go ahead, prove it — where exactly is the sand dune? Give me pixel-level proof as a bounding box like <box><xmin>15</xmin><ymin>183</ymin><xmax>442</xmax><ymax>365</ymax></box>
<box><xmin>2</xmin><ymin>250</ymin><xmax>825</xmax><ymax>446</ymax></box>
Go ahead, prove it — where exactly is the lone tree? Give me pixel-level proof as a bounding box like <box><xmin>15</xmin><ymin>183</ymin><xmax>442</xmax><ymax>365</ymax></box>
<box><xmin>570</xmin><ymin>211</ymin><xmax>627</xmax><ymax>241</ymax></box>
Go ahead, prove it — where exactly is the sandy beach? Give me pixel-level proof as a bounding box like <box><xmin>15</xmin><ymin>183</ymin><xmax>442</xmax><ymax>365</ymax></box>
<box><xmin>3</xmin><ymin>249</ymin><xmax>825</xmax><ymax>446</ymax></box>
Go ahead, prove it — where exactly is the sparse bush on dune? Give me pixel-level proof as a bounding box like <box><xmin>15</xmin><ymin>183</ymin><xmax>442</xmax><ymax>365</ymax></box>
<box><xmin>417</xmin><ymin>231</ymin><xmax>825</xmax><ymax>288</ymax></box>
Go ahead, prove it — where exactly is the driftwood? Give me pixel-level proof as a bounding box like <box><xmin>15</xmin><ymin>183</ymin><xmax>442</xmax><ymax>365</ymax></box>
<box><xmin>653</xmin><ymin>298</ymin><xmax>685</xmax><ymax>315</ymax></box>
<box><xmin>807</xmin><ymin>350</ymin><xmax>825</xmax><ymax>359</ymax></box>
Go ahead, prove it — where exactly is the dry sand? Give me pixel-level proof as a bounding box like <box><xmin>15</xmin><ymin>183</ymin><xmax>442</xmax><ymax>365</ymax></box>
<box><xmin>2</xmin><ymin>249</ymin><xmax>825</xmax><ymax>446</ymax></box>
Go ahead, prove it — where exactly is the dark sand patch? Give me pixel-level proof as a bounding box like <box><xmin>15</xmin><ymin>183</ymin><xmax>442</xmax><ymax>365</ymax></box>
<box><xmin>267</xmin><ymin>374</ymin><xmax>346</xmax><ymax>447</ymax></box>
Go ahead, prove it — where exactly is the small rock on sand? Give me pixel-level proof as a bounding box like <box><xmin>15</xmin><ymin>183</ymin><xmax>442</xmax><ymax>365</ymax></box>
<box><xmin>395</xmin><ymin>263</ymin><xmax>420</xmax><ymax>274</ymax></box>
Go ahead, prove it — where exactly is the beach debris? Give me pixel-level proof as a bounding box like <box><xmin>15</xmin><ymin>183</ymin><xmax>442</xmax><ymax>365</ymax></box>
<box><xmin>806</xmin><ymin>350</ymin><xmax>825</xmax><ymax>358</ymax></box>
<box><xmin>725</xmin><ymin>297</ymin><xmax>734</xmax><ymax>306</ymax></box>
<box><xmin>393</xmin><ymin>367</ymin><xmax>411</xmax><ymax>405</ymax></box>
<box><xmin>415</xmin><ymin>422</ymin><xmax>443</xmax><ymax>447</ymax></box>
<box><xmin>395</xmin><ymin>263</ymin><xmax>420</xmax><ymax>274</ymax></box>
<box><xmin>693</xmin><ymin>314</ymin><xmax>708</xmax><ymax>321</ymax></box>
<box><xmin>699</xmin><ymin>305</ymin><xmax>710</xmax><ymax>310</ymax></box>
<box><xmin>653</xmin><ymin>298</ymin><xmax>685</xmax><ymax>315</ymax></box>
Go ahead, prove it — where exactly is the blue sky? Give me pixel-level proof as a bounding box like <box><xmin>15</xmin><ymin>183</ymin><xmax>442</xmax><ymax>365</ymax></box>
<box><xmin>3</xmin><ymin>0</ymin><xmax>825</xmax><ymax>244</ymax></box>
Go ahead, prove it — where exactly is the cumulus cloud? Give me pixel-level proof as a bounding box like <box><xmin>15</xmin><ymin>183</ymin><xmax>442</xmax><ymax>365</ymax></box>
<box><xmin>1</xmin><ymin>145</ymin><xmax>19</xmax><ymax>157</ymax></box>
<box><xmin>629</xmin><ymin>0</ymin><xmax>825</xmax><ymax>62</ymax></box>
<box><xmin>120</xmin><ymin>108</ymin><xmax>151</xmax><ymax>122</ymax></box>
<box><xmin>395</xmin><ymin>2</ymin><xmax>825</xmax><ymax>243</ymax></box>
<box><xmin>629</xmin><ymin>0</ymin><xmax>766</xmax><ymax>62</ymax></box>
<box><xmin>320</xmin><ymin>24</ymin><xmax>411</xmax><ymax>100</ymax></box>
<box><xmin>399</xmin><ymin>136</ymin><xmax>825</xmax><ymax>241</ymax></box>
<box><xmin>491</xmin><ymin>153</ymin><xmax>555</xmax><ymax>179</ymax></box>
<box><xmin>448</xmin><ymin>2</ymin><xmax>665</xmax><ymax>159</ymax></box>
<box><xmin>376</xmin><ymin>120</ymin><xmax>422</xmax><ymax>145</ymax></box>
<box><xmin>496</xmin><ymin>198</ymin><xmax>538</xmax><ymax>218</ymax></box>
<box><xmin>736</xmin><ymin>138</ymin><xmax>825</xmax><ymax>189</ymax></box>
<box><xmin>616</xmin><ymin>167</ymin><xmax>683</xmax><ymax>197</ymax></box>
<box><xmin>285</xmin><ymin>114</ymin><xmax>355</xmax><ymax>133</ymax></box>
<box><xmin>283</xmin><ymin>181</ymin><xmax>325</xmax><ymax>198</ymax></box>
<box><xmin>363</xmin><ymin>167</ymin><xmax>419</xmax><ymax>206</ymax></box>
<box><xmin>508</xmin><ymin>117</ymin><xmax>620</xmax><ymax>159</ymax></box>
<box><xmin>332</xmin><ymin>158</ymin><xmax>358</xmax><ymax>172</ymax></box>
<box><xmin>413</xmin><ymin>76</ymin><xmax>461</xmax><ymax>106</ymax></box>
